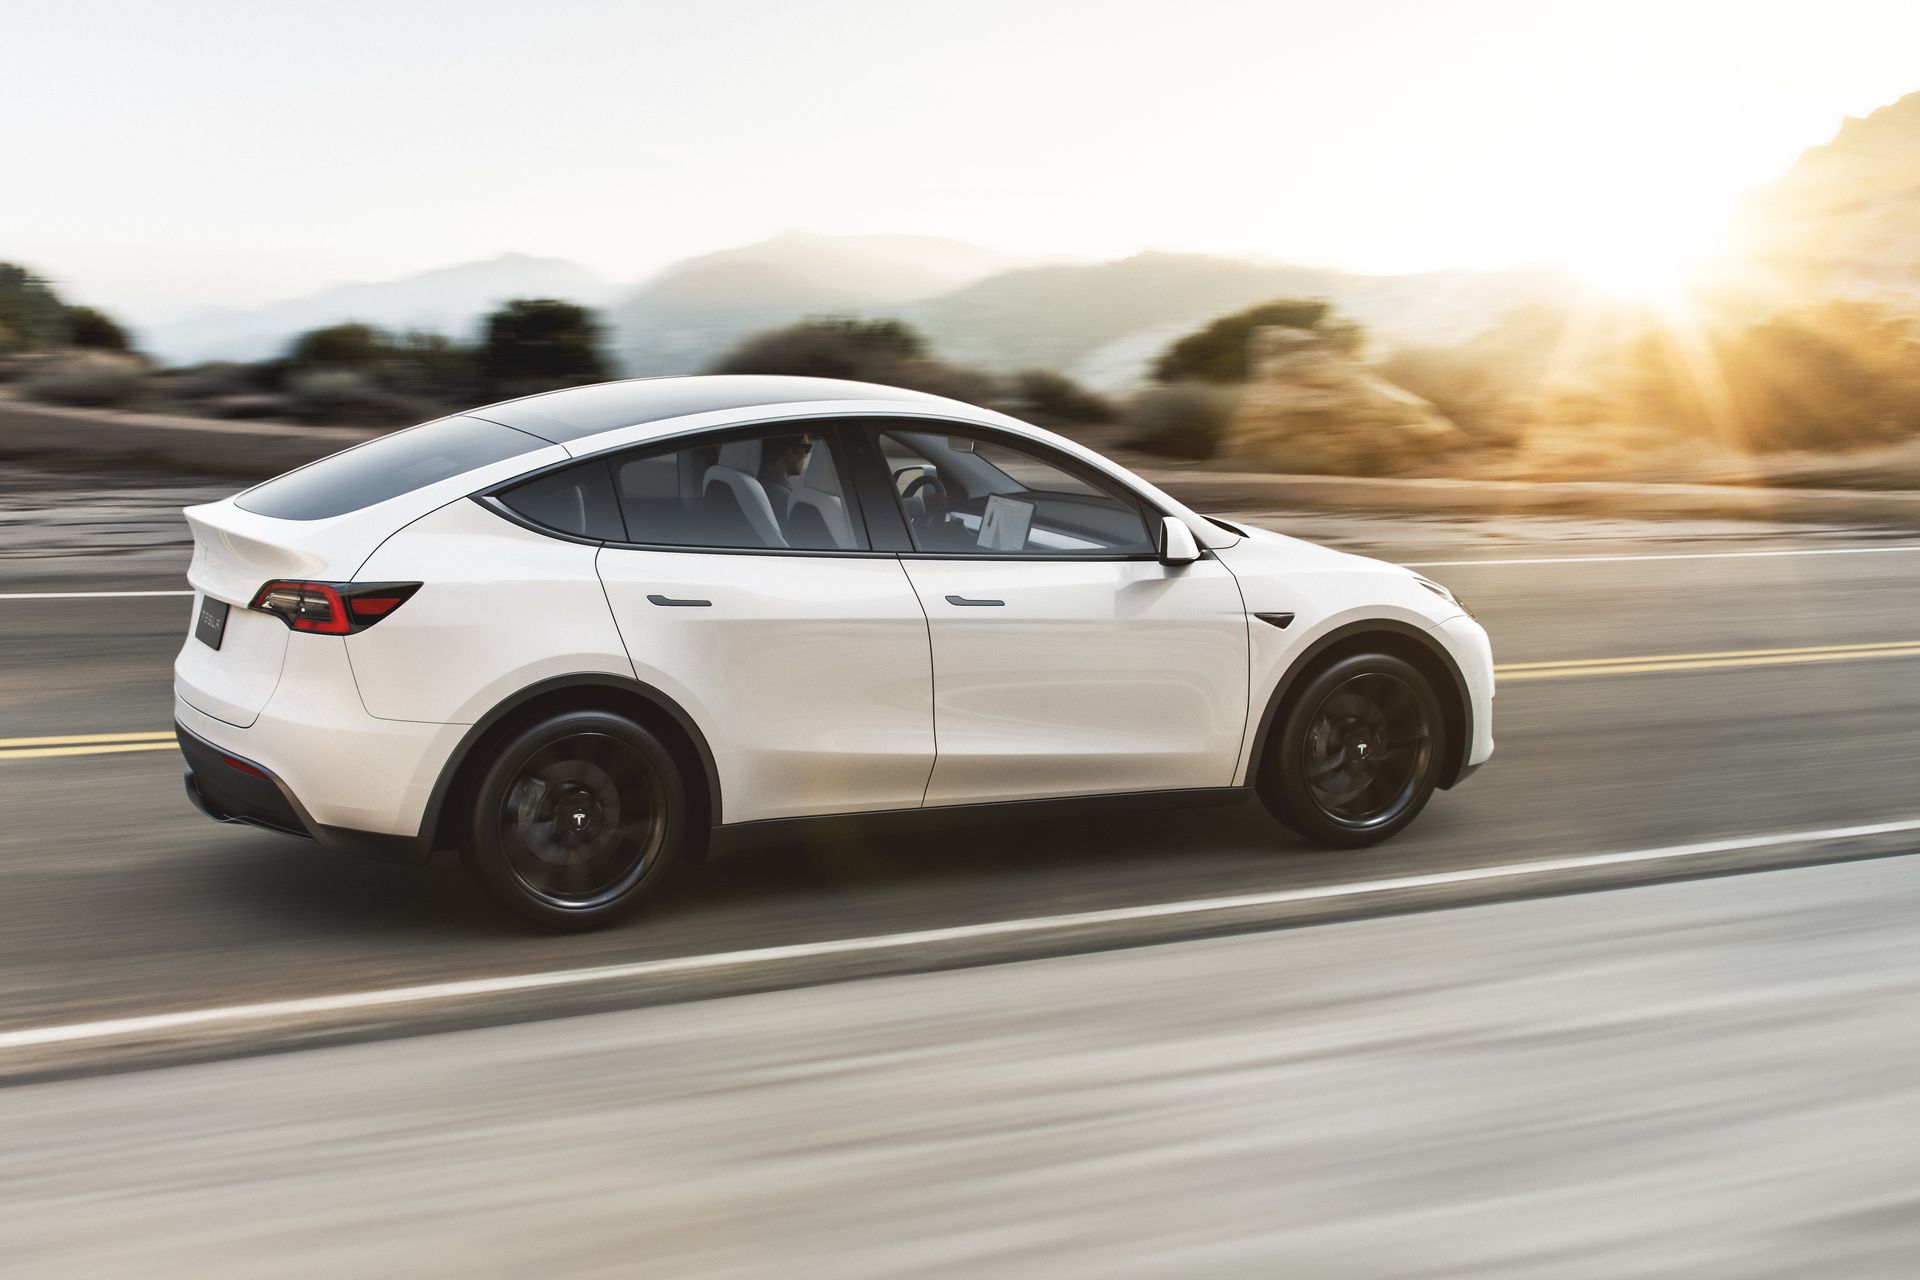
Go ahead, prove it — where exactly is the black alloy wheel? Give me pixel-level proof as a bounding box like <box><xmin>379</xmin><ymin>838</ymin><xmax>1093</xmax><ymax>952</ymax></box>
<box><xmin>1261</xmin><ymin>652</ymin><xmax>1444</xmax><ymax>848</ymax></box>
<box><xmin>466</xmin><ymin>711</ymin><xmax>685</xmax><ymax>930</ymax></box>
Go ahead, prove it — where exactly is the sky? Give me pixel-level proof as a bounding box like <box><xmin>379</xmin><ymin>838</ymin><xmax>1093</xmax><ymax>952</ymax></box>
<box><xmin>8</xmin><ymin>0</ymin><xmax>1920</xmax><ymax>323</ymax></box>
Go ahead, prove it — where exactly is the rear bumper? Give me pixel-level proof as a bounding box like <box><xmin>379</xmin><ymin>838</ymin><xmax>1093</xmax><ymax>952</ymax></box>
<box><xmin>176</xmin><ymin>721</ymin><xmax>432</xmax><ymax>866</ymax></box>
<box><xmin>173</xmin><ymin>625</ymin><xmax>465</xmax><ymax>857</ymax></box>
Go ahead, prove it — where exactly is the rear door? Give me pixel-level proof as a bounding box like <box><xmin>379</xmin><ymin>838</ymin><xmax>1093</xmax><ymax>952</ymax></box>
<box><xmin>593</xmin><ymin>422</ymin><xmax>936</xmax><ymax>824</ymax></box>
<box><xmin>862</xmin><ymin>424</ymin><xmax>1249</xmax><ymax>806</ymax></box>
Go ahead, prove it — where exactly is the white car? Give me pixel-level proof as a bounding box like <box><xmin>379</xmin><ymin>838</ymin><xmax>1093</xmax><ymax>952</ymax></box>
<box><xmin>175</xmin><ymin>376</ymin><xmax>1493</xmax><ymax>929</ymax></box>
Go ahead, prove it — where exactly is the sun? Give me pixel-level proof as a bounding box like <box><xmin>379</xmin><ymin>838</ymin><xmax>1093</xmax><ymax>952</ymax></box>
<box><xmin>1554</xmin><ymin>223</ymin><xmax>1714</xmax><ymax>305</ymax></box>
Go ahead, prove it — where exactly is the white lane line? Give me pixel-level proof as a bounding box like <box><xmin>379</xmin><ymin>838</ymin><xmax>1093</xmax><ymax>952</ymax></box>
<box><xmin>0</xmin><ymin>590</ymin><xmax>192</xmax><ymax>600</ymax></box>
<box><xmin>4</xmin><ymin>816</ymin><xmax>1918</xmax><ymax>1054</ymax></box>
<box><xmin>1406</xmin><ymin>545</ymin><xmax>1920</xmax><ymax>568</ymax></box>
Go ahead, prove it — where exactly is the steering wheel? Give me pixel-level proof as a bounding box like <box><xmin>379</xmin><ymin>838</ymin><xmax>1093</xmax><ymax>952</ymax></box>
<box><xmin>899</xmin><ymin>470</ymin><xmax>945</xmax><ymax>507</ymax></box>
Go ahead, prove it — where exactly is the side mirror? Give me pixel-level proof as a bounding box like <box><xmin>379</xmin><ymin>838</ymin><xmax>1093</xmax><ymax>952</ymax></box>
<box><xmin>1157</xmin><ymin>515</ymin><xmax>1201</xmax><ymax>566</ymax></box>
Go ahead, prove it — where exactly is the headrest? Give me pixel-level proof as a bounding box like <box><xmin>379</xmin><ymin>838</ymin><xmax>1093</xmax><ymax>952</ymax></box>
<box><xmin>674</xmin><ymin>448</ymin><xmax>705</xmax><ymax>501</ymax></box>
<box><xmin>797</xmin><ymin>439</ymin><xmax>841</xmax><ymax>495</ymax></box>
<box><xmin>716</xmin><ymin>439</ymin><xmax>761</xmax><ymax>472</ymax></box>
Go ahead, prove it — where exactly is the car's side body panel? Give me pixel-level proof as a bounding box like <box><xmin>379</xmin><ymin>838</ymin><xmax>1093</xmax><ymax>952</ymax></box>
<box><xmin>345</xmin><ymin>500</ymin><xmax>635</xmax><ymax>725</ymax></box>
<box><xmin>594</xmin><ymin>546</ymin><xmax>936</xmax><ymax>824</ymax></box>
<box><xmin>1433</xmin><ymin>612</ymin><xmax>1497</xmax><ymax>771</ymax></box>
<box><xmin>175</xmin><ymin>639</ymin><xmax>465</xmax><ymax>840</ymax></box>
<box><xmin>898</xmin><ymin>556</ymin><xmax>1250</xmax><ymax>804</ymax></box>
<box><xmin>1213</xmin><ymin>526</ymin><xmax>1489</xmax><ymax>788</ymax></box>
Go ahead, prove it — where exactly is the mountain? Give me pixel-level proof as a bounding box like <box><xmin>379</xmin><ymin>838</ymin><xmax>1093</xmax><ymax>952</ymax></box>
<box><xmin>609</xmin><ymin>238</ymin><xmax>1569</xmax><ymax>389</ymax></box>
<box><xmin>1715</xmin><ymin>90</ymin><xmax>1920</xmax><ymax>308</ymax></box>
<box><xmin>141</xmin><ymin>253</ymin><xmax>615</xmax><ymax>364</ymax></box>
<box><xmin>608</xmin><ymin>232</ymin><xmax>1026</xmax><ymax>375</ymax></box>
<box><xmin>893</xmin><ymin>252</ymin><xmax>1572</xmax><ymax>389</ymax></box>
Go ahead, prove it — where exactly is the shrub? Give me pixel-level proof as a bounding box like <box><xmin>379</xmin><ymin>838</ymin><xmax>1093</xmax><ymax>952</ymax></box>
<box><xmin>1373</xmin><ymin>345</ymin><xmax>1524</xmax><ymax>444</ymax></box>
<box><xmin>480</xmin><ymin>299</ymin><xmax>609</xmax><ymax>395</ymax></box>
<box><xmin>1008</xmin><ymin>368</ymin><xmax>1112</xmax><ymax>426</ymax></box>
<box><xmin>288</xmin><ymin>322</ymin><xmax>390</xmax><ymax>369</ymax></box>
<box><xmin>64</xmin><ymin>306</ymin><xmax>133</xmax><ymax>352</ymax></box>
<box><xmin>1152</xmin><ymin>299</ymin><xmax>1362</xmax><ymax>384</ymax></box>
<box><xmin>23</xmin><ymin>352</ymin><xmax>148</xmax><ymax>407</ymax></box>
<box><xmin>1123</xmin><ymin>383</ymin><xmax>1240</xmax><ymax>459</ymax></box>
<box><xmin>712</xmin><ymin>315</ymin><xmax>1009</xmax><ymax>403</ymax></box>
<box><xmin>288</xmin><ymin>369</ymin><xmax>381</xmax><ymax>423</ymax></box>
<box><xmin>711</xmin><ymin>316</ymin><xmax>928</xmax><ymax>380</ymax></box>
<box><xmin>0</xmin><ymin>263</ymin><xmax>69</xmax><ymax>354</ymax></box>
<box><xmin>1613</xmin><ymin>300</ymin><xmax>1920</xmax><ymax>452</ymax></box>
<box><xmin>385</xmin><ymin>330</ymin><xmax>478</xmax><ymax>402</ymax></box>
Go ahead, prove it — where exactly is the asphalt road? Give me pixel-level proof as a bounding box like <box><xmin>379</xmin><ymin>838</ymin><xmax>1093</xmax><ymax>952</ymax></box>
<box><xmin>2</xmin><ymin>477</ymin><xmax>1919</xmax><ymax>1068</ymax></box>
<box><xmin>5</xmin><ymin>854</ymin><xmax>1919</xmax><ymax>1277</ymax></box>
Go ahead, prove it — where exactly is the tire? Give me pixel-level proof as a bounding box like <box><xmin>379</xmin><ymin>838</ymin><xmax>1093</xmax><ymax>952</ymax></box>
<box><xmin>1259</xmin><ymin>652</ymin><xmax>1444</xmax><ymax>848</ymax></box>
<box><xmin>463</xmin><ymin>710</ymin><xmax>686</xmax><ymax>930</ymax></box>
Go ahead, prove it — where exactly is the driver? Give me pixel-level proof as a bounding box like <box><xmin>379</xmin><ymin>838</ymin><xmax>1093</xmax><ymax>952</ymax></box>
<box><xmin>757</xmin><ymin>434</ymin><xmax>813</xmax><ymax>514</ymax></box>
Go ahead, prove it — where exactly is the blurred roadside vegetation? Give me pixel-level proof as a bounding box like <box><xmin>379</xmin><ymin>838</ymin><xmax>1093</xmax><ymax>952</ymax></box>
<box><xmin>1</xmin><ymin>263</ymin><xmax>608</xmax><ymax>427</ymax></box>
<box><xmin>7</xmin><ymin>258</ymin><xmax>1920</xmax><ymax>487</ymax></box>
<box><xmin>709</xmin><ymin>317</ymin><xmax>1114</xmax><ymax>434</ymax></box>
<box><xmin>1118</xmin><ymin>293</ymin><xmax>1920</xmax><ymax>483</ymax></box>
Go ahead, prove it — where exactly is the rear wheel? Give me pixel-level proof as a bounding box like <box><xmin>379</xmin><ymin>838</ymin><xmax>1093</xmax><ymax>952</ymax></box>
<box><xmin>464</xmin><ymin>711</ymin><xmax>685</xmax><ymax>930</ymax></box>
<box><xmin>1259</xmin><ymin>652</ymin><xmax>1442</xmax><ymax>848</ymax></box>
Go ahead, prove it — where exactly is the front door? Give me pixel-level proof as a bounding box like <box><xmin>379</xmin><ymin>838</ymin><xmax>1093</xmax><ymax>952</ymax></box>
<box><xmin>867</xmin><ymin>425</ymin><xmax>1249</xmax><ymax>807</ymax></box>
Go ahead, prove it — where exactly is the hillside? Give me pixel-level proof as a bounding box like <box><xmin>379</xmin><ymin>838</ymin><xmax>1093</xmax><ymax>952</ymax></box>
<box><xmin>608</xmin><ymin>232</ymin><xmax>1025</xmax><ymax>375</ymax></box>
<box><xmin>1716</xmin><ymin>90</ymin><xmax>1920</xmax><ymax>308</ymax></box>
<box><xmin>142</xmin><ymin>253</ymin><xmax>615</xmax><ymax>364</ymax></box>
<box><xmin>894</xmin><ymin>252</ymin><xmax>1570</xmax><ymax>390</ymax></box>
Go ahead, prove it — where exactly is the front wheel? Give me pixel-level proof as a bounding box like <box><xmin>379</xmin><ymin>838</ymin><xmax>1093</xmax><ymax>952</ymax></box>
<box><xmin>1259</xmin><ymin>652</ymin><xmax>1443</xmax><ymax>848</ymax></box>
<box><xmin>464</xmin><ymin>711</ymin><xmax>686</xmax><ymax>930</ymax></box>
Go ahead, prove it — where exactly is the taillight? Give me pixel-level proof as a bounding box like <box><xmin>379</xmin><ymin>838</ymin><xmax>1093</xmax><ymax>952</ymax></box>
<box><xmin>249</xmin><ymin>581</ymin><xmax>420</xmax><ymax>634</ymax></box>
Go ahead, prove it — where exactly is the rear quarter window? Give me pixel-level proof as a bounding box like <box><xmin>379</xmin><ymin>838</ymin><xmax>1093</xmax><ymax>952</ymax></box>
<box><xmin>235</xmin><ymin>415</ymin><xmax>545</xmax><ymax>520</ymax></box>
<box><xmin>494</xmin><ymin>461</ymin><xmax>625</xmax><ymax>541</ymax></box>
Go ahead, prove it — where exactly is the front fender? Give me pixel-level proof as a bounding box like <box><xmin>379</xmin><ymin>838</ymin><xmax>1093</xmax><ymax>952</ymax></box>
<box><xmin>1236</xmin><ymin>615</ymin><xmax>1480</xmax><ymax>792</ymax></box>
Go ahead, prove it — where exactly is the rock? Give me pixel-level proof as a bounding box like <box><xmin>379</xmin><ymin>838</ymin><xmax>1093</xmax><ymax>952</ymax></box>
<box><xmin>1224</xmin><ymin>327</ymin><xmax>1465</xmax><ymax>474</ymax></box>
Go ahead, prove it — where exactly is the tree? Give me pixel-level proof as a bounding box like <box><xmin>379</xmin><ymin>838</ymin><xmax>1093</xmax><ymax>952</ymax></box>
<box><xmin>288</xmin><ymin>322</ymin><xmax>391</xmax><ymax>369</ymax></box>
<box><xmin>709</xmin><ymin>317</ymin><xmax>929</xmax><ymax>381</ymax></box>
<box><xmin>64</xmin><ymin>306</ymin><xmax>133</xmax><ymax>352</ymax></box>
<box><xmin>0</xmin><ymin>263</ymin><xmax>71</xmax><ymax>353</ymax></box>
<box><xmin>1152</xmin><ymin>299</ymin><xmax>1362</xmax><ymax>384</ymax></box>
<box><xmin>480</xmin><ymin>298</ymin><xmax>609</xmax><ymax>393</ymax></box>
<box><xmin>1009</xmin><ymin>368</ymin><xmax>1112</xmax><ymax>425</ymax></box>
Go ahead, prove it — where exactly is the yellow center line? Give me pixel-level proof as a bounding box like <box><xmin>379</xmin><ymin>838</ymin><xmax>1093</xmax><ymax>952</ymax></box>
<box><xmin>1499</xmin><ymin>639</ymin><xmax>1920</xmax><ymax>672</ymax></box>
<box><xmin>2</xmin><ymin>637</ymin><xmax>1916</xmax><ymax>762</ymax></box>
<box><xmin>1499</xmin><ymin>640</ymin><xmax>1920</xmax><ymax>681</ymax></box>
<box><xmin>0</xmin><ymin>730</ymin><xmax>178</xmax><ymax>748</ymax></box>
<box><xmin>0</xmin><ymin>742</ymin><xmax>181</xmax><ymax>761</ymax></box>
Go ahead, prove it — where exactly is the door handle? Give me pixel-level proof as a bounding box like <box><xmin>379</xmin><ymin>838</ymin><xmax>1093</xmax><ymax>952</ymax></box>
<box><xmin>945</xmin><ymin>594</ymin><xmax>1004</xmax><ymax>607</ymax></box>
<box><xmin>648</xmin><ymin>594</ymin><xmax>712</xmax><ymax>607</ymax></box>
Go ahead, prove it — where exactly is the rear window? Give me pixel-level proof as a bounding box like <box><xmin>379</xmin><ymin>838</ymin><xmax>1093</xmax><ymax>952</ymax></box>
<box><xmin>235</xmin><ymin>416</ymin><xmax>545</xmax><ymax>520</ymax></box>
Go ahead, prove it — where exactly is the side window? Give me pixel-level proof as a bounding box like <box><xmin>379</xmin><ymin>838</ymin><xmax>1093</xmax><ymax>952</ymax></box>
<box><xmin>611</xmin><ymin>427</ymin><xmax>865</xmax><ymax>551</ymax></box>
<box><xmin>496</xmin><ymin>459</ymin><xmax>625</xmax><ymax>540</ymax></box>
<box><xmin>877</xmin><ymin>429</ymin><xmax>1154</xmax><ymax>556</ymax></box>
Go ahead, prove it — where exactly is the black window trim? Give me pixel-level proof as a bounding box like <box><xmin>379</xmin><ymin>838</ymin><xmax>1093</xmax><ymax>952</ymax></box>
<box><xmin>478</xmin><ymin>419</ymin><xmax>892</xmax><ymax>558</ymax></box>
<box><xmin>851</xmin><ymin>418</ymin><xmax>1177</xmax><ymax>563</ymax></box>
<box><xmin>473</xmin><ymin>411</ymin><xmax>1201</xmax><ymax>564</ymax></box>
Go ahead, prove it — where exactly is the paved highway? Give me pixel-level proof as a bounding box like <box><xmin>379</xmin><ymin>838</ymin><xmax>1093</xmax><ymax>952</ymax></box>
<box><xmin>4</xmin><ymin>469</ymin><xmax>1920</xmax><ymax>1267</ymax></box>
<box><xmin>0</xmin><ymin>472</ymin><xmax>1915</xmax><ymax>1063</ymax></box>
<box><xmin>4</xmin><ymin>853</ymin><xmax>1919</xmax><ymax>1275</ymax></box>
